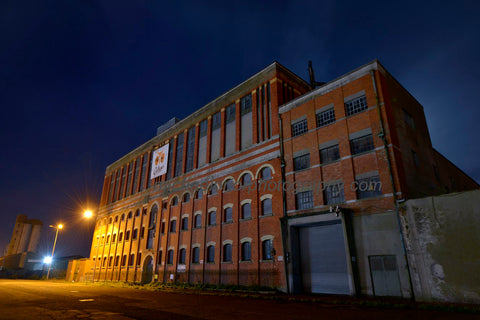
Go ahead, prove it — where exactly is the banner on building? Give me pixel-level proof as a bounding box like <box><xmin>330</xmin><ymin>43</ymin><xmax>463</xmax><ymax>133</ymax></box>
<box><xmin>150</xmin><ymin>144</ymin><xmax>169</xmax><ymax>179</ymax></box>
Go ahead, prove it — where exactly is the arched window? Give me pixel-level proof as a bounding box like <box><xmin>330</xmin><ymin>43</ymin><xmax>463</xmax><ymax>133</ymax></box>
<box><xmin>167</xmin><ymin>250</ymin><xmax>174</xmax><ymax>264</ymax></box>
<box><xmin>179</xmin><ymin>248</ymin><xmax>186</xmax><ymax>264</ymax></box>
<box><xmin>136</xmin><ymin>253</ymin><xmax>142</xmax><ymax>266</ymax></box>
<box><xmin>192</xmin><ymin>247</ymin><xmax>200</xmax><ymax>263</ymax></box>
<box><xmin>194</xmin><ymin>214</ymin><xmax>202</xmax><ymax>228</ymax></box>
<box><xmin>260</xmin><ymin>167</ymin><xmax>272</xmax><ymax>180</ymax></box>
<box><xmin>261</xmin><ymin>198</ymin><xmax>272</xmax><ymax>216</ymax></box>
<box><xmin>106</xmin><ymin>234</ymin><xmax>110</xmax><ymax>244</ymax></box>
<box><xmin>121</xmin><ymin>255</ymin><xmax>127</xmax><ymax>266</ymax></box>
<box><xmin>241</xmin><ymin>242</ymin><xmax>251</xmax><ymax>261</ymax></box>
<box><xmin>183</xmin><ymin>193</ymin><xmax>190</xmax><ymax>203</ymax></box>
<box><xmin>208</xmin><ymin>211</ymin><xmax>216</xmax><ymax>226</ymax></box>
<box><xmin>207</xmin><ymin>245</ymin><xmax>215</xmax><ymax>263</ymax></box>
<box><xmin>181</xmin><ymin>217</ymin><xmax>188</xmax><ymax>231</ymax></box>
<box><xmin>132</xmin><ymin>228</ymin><xmax>138</xmax><ymax>240</ymax></box>
<box><xmin>262</xmin><ymin>239</ymin><xmax>273</xmax><ymax>260</ymax></box>
<box><xmin>103</xmin><ymin>256</ymin><xmax>107</xmax><ymax>267</ymax></box>
<box><xmin>171</xmin><ymin>196</ymin><xmax>178</xmax><ymax>206</ymax></box>
<box><xmin>114</xmin><ymin>215</ymin><xmax>119</xmax><ymax>223</ymax></box>
<box><xmin>135</xmin><ymin>209</ymin><xmax>140</xmax><ymax>217</ymax></box>
<box><xmin>112</xmin><ymin>233</ymin><xmax>117</xmax><ymax>242</ymax></box>
<box><xmin>127</xmin><ymin>211</ymin><xmax>133</xmax><ymax>219</ymax></box>
<box><xmin>223</xmin><ymin>179</ymin><xmax>234</xmax><ymax>192</ymax></box>
<box><xmin>125</xmin><ymin>230</ymin><xmax>130</xmax><ymax>241</ymax></box>
<box><xmin>115</xmin><ymin>255</ymin><xmax>120</xmax><ymax>266</ymax></box>
<box><xmin>128</xmin><ymin>253</ymin><xmax>135</xmax><ymax>266</ymax></box>
<box><xmin>118</xmin><ymin>232</ymin><xmax>123</xmax><ymax>242</ymax></box>
<box><xmin>169</xmin><ymin>220</ymin><xmax>177</xmax><ymax>233</ymax></box>
<box><xmin>108</xmin><ymin>217</ymin><xmax>113</xmax><ymax>224</ymax></box>
<box><xmin>195</xmin><ymin>189</ymin><xmax>203</xmax><ymax>199</ymax></box>
<box><xmin>157</xmin><ymin>251</ymin><xmax>163</xmax><ymax>265</ymax></box>
<box><xmin>209</xmin><ymin>184</ymin><xmax>218</xmax><ymax>196</ymax></box>
<box><xmin>241</xmin><ymin>173</ymin><xmax>252</xmax><ymax>186</ymax></box>
<box><xmin>223</xmin><ymin>244</ymin><xmax>232</xmax><ymax>262</ymax></box>
<box><xmin>241</xmin><ymin>203</ymin><xmax>251</xmax><ymax>219</ymax></box>
<box><xmin>121</xmin><ymin>214</ymin><xmax>125</xmax><ymax>221</ymax></box>
<box><xmin>224</xmin><ymin>207</ymin><xmax>233</xmax><ymax>223</ymax></box>
<box><xmin>149</xmin><ymin>204</ymin><xmax>158</xmax><ymax>227</ymax></box>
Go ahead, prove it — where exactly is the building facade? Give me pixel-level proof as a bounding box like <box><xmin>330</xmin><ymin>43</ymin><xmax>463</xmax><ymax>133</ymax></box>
<box><xmin>84</xmin><ymin>61</ymin><xmax>478</xmax><ymax>296</ymax></box>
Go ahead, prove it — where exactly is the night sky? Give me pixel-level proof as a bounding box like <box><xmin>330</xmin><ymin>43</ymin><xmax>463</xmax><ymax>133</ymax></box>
<box><xmin>1</xmin><ymin>1</ymin><xmax>479</xmax><ymax>259</ymax></box>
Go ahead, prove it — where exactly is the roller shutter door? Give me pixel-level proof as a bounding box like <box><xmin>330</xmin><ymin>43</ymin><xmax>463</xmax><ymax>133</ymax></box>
<box><xmin>299</xmin><ymin>221</ymin><xmax>350</xmax><ymax>294</ymax></box>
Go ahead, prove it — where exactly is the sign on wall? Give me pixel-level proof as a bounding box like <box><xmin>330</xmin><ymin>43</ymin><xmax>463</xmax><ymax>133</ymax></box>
<box><xmin>150</xmin><ymin>144</ymin><xmax>169</xmax><ymax>179</ymax></box>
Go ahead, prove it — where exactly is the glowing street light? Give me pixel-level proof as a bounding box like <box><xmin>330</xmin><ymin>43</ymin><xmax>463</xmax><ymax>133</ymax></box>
<box><xmin>46</xmin><ymin>223</ymin><xmax>63</xmax><ymax>280</ymax></box>
<box><xmin>84</xmin><ymin>210</ymin><xmax>93</xmax><ymax>219</ymax></box>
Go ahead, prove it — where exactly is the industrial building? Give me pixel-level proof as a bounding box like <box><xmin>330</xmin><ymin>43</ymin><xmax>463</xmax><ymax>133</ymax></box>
<box><xmin>73</xmin><ymin>60</ymin><xmax>478</xmax><ymax>298</ymax></box>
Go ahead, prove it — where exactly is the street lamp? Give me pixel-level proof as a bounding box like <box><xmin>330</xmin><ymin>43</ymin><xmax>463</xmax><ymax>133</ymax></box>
<box><xmin>46</xmin><ymin>223</ymin><xmax>63</xmax><ymax>280</ymax></box>
<box><xmin>84</xmin><ymin>210</ymin><xmax>98</xmax><ymax>282</ymax></box>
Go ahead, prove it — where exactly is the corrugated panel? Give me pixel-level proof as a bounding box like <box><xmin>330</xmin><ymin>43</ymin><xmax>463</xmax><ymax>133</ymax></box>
<box><xmin>299</xmin><ymin>222</ymin><xmax>350</xmax><ymax>294</ymax></box>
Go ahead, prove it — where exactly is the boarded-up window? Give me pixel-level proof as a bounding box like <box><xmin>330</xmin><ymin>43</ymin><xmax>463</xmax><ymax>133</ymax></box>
<box><xmin>166</xmin><ymin>138</ymin><xmax>174</xmax><ymax>180</ymax></box>
<box><xmin>241</xmin><ymin>93</ymin><xmax>252</xmax><ymax>150</ymax></box>
<box><xmin>211</xmin><ymin>112</ymin><xmax>221</xmax><ymax>162</ymax></box>
<box><xmin>185</xmin><ymin>127</ymin><xmax>195</xmax><ymax>173</ymax></box>
<box><xmin>174</xmin><ymin>133</ymin><xmax>184</xmax><ymax>177</ymax></box>
<box><xmin>225</xmin><ymin>104</ymin><xmax>236</xmax><ymax>156</ymax></box>
<box><xmin>198</xmin><ymin>120</ymin><xmax>207</xmax><ymax>167</ymax></box>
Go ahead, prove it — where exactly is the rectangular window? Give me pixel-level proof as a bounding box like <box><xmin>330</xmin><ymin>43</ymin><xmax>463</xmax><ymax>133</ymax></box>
<box><xmin>225</xmin><ymin>104</ymin><xmax>236</xmax><ymax>156</ymax></box>
<box><xmin>293</xmin><ymin>153</ymin><xmax>310</xmax><ymax>171</ymax></box>
<box><xmin>324</xmin><ymin>183</ymin><xmax>345</xmax><ymax>205</ymax></box>
<box><xmin>295</xmin><ymin>191</ymin><xmax>314</xmax><ymax>210</ymax></box>
<box><xmin>197</xmin><ymin>120</ymin><xmax>208</xmax><ymax>167</ymax></box>
<box><xmin>412</xmin><ymin>150</ymin><xmax>419</xmax><ymax>167</ymax></box>
<box><xmin>356</xmin><ymin>175</ymin><xmax>382</xmax><ymax>199</ymax></box>
<box><xmin>403</xmin><ymin>109</ymin><xmax>415</xmax><ymax>128</ymax></box>
<box><xmin>345</xmin><ymin>95</ymin><xmax>368</xmax><ymax>116</ymax></box>
<box><xmin>132</xmin><ymin>157</ymin><xmax>141</xmax><ymax>193</ymax></box>
<box><xmin>316</xmin><ymin>108</ymin><xmax>336</xmax><ymax>127</ymax></box>
<box><xmin>166</xmin><ymin>138</ymin><xmax>174</xmax><ymax>180</ymax></box>
<box><xmin>241</xmin><ymin>94</ymin><xmax>253</xmax><ymax>150</ymax></box>
<box><xmin>114</xmin><ymin>169</ymin><xmax>121</xmax><ymax>202</ymax></box>
<box><xmin>140</xmin><ymin>153</ymin><xmax>149</xmax><ymax>190</ymax></box>
<box><xmin>185</xmin><ymin>127</ymin><xmax>195</xmax><ymax>173</ymax></box>
<box><xmin>350</xmin><ymin>134</ymin><xmax>374</xmax><ymax>155</ymax></box>
<box><xmin>211</xmin><ymin>112</ymin><xmax>221</xmax><ymax>162</ymax></box>
<box><xmin>320</xmin><ymin>144</ymin><xmax>340</xmax><ymax>164</ymax></box>
<box><xmin>125</xmin><ymin>162</ymin><xmax>133</xmax><ymax>196</ymax></box>
<box><xmin>175</xmin><ymin>133</ymin><xmax>184</xmax><ymax>177</ymax></box>
<box><xmin>291</xmin><ymin>119</ymin><xmax>308</xmax><ymax>137</ymax></box>
<box><xmin>108</xmin><ymin>173</ymin><xmax>115</xmax><ymax>204</ymax></box>
<box><xmin>119</xmin><ymin>166</ymin><xmax>127</xmax><ymax>200</ymax></box>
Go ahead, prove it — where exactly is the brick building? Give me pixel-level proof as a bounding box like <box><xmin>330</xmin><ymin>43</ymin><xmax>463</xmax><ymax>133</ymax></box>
<box><xmin>82</xmin><ymin>60</ymin><xmax>478</xmax><ymax>297</ymax></box>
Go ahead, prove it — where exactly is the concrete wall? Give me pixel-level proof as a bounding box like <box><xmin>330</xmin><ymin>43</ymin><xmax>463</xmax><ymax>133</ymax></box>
<box><xmin>400</xmin><ymin>189</ymin><xmax>480</xmax><ymax>303</ymax></box>
<box><xmin>353</xmin><ymin>211</ymin><xmax>411</xmax><ymax>298</ymax></box>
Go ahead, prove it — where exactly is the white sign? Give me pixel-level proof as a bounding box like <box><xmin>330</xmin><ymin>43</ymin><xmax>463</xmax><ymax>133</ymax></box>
<box><xmin>177</xmin><ymin>265</ymin><xmax>186</xmax><ymax>273</ymax></box>
<box><xmin>150</xmin><ymin>144</ymin><xmax>169</xmax><ymax>179</ymax></box>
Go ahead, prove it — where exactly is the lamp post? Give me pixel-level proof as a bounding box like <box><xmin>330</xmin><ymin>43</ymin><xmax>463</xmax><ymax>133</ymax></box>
<box><xmin>84</xmin><ymin>210</ymin><xmax>98</xmax><ymax>282</ymax></box>
<box><xmin>46</xmin><ymin>224</ymin><xmax>63</xmax><ymax>280</ymax></box>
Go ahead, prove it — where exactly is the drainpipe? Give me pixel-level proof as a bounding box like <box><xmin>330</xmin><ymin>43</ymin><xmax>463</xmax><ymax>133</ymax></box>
<box><xmin>370</xmin><ymin>70</ymin><xmax>415</xmax><ymax>300</ymax></box>
<box><xmin>277</xmin><ymin>113</ymin><xmax>290</xmax><ymax>294</ymax></box>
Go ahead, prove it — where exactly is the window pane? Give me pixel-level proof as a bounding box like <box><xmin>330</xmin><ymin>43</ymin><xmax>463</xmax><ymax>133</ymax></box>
<box><xmin>262</xmin><ymin>199</ymin><xmax>272</xmax><ymax>215</ymax></box>
<box><xmin>324</xmin><ymin>184</ymin><xmax>345</xmax><ymax>205</ymax></box>
<box><xmin>291</xmin><ymin>119</ymin><xmax>308</xmax><ymax>137</ymax></box>
<box><xmin>350</xmin><ymin>134</ymin><xmax>374</xmax><ymax>155</ymax></box>
<box><xmin>295</xmin><ymin>191</ymin><xmax>313</xmax><ymax>210</ymax></box>
<box><xmin>320</xmin><ymin>145</ymin><xmax>340</xmax><ymax>164</ymax></box>
<box><xmin>293</xmin><ymin>153</ymin><xmax>310</xmax><ymax>171</ymax></box>
<box><xmin>316</xmin><ymin>108</ymin><xmax>336</xmax><ymax>127</ymax></box>
<box><xmin>262</xmin><ymin>240</ymin><xmax>272</xmax><ymax>260</ymax></box>
<box><xmin>242</xmin><ymin>203</ymin><xmax>251</xmax><ymax>219</ymax></box>
<box><xmin>345</xmin><ymin>95</ymin><xmax>368</xmax><ymax>116</ymax></box>
<box><xmin>241</xmin><ymin>242</ymin><xmax>251</xmax><ymax>261</ymax></box>
<box><xmin>356</xmin><ymin>175</ymin><xmax>382</xmax><ymax>199</ymax></box>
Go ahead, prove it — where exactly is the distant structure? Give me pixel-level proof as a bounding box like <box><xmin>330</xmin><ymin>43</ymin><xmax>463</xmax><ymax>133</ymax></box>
<box><xmin>1</xmin><ymin>215</ymin><xmax>43</xmax><ymax>270</ymax></box>
<box><xmin>7</xmin><ymin>215</ymin><xmax>43</xmax><ymax>255</ymax></box>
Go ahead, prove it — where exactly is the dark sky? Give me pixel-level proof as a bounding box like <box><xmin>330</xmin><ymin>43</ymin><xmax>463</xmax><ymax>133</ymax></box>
<box><xmin>1</xmin><ymin>1</ymin><xmax>479</xmax><ymax>258</ymax></box>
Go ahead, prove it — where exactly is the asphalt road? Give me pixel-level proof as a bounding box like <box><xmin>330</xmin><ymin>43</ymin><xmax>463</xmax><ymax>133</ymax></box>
<box><xmin>0</xmin><ymin>280</ymin><xmax>478</xmax><ymax>320</ymax></box>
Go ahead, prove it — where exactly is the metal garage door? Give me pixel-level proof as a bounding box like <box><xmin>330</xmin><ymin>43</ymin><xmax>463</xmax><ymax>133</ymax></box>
<box><xmin>299</xmin><ymin>221</ymin><xmax>350</xmax><ymax>294</ymax></box>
